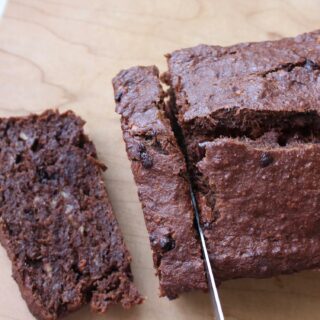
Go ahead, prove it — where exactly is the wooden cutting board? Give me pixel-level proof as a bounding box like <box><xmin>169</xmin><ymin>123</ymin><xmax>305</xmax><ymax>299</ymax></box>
<box><xmin>0</xmin><ymin>1</ymin><xmax>320</xmax><ymax>319</ymax></box>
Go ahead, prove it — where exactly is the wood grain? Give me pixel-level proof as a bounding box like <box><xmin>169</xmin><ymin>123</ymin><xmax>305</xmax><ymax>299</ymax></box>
<box><xmin>0</xmin><ymin>1</ymin><xmax>320</xmax><ymax>319</ymax></box>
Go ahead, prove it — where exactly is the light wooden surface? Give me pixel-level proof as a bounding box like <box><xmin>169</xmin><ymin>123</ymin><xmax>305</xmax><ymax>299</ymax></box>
<box><xmin>0</xmin><ymin>1</ymin><xmax>320</xmax><ymax>319</ymax></box>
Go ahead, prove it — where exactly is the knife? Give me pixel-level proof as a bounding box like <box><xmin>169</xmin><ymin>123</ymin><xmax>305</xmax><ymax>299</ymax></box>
<box><xmin>190</xmin><ymin>189</ymin><xmax>225</xmax><ymax>320</ymax></box>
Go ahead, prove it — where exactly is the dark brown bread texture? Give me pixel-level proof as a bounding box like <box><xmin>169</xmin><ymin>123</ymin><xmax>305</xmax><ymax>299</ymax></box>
<box><xmin>0</xmin><ymin>110</ymin><xmax>142</xmax><ymax>320</ymax></box>
<box><xmin>198</xmin><ymin>138</ymin><xmax>320</xmax><ymax>281</ymax></box>
<box><xmin>113</xmin><ymin>66</ymin><xmax>207</xmax><ymax>298</ymax></box>
<box><xmin>166</xmin><ymin>30</ymin><xmax>320</xmax><ymax>127</ymax></box>
<box><xmin>163</xmin><ymin>30</ymin><xmax>320</xmax><ymax>281</ymax></box>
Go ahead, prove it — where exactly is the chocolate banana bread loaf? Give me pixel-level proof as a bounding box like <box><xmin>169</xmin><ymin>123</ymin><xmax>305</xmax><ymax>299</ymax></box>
<box><xmin>0</xmin><ymin>110</ymin><xmax>142</xmax><ymax>320</ymax></box>
<box><xmin>113</xmin><ymin>66</ymin><xmax>207</xmax><ymax>298</ymax></box>
<box><xmin>113</xmin><ymin>30</ymin><xmax>320</xmax><ymax>292</ymax></box>
<box><xmin>164</xmin><ymin>30</ymin><xmax>320</xmax><ymax>281</ymax></box>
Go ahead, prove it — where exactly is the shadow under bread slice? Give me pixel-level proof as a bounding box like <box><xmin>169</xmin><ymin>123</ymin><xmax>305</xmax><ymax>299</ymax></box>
<box><xmin>0</xmin><ymin>110</ymin><xmax>142</xmax><ymax>320</ymax></box>
<box><xmin>113</xmin><ymin>66</ymin><xmax>207</xmax><ymax>299</ymax></box>
<box><xmin>164</xmin><ymin>30</ymin><xmax>320</xmax><ymax>281</ymax></box>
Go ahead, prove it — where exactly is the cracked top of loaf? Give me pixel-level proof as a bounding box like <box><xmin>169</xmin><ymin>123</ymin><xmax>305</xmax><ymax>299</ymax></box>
<box><xmin>166</xmin><ymin>30</ymin><xmax>320</xmax><ymax>122</ymax></box>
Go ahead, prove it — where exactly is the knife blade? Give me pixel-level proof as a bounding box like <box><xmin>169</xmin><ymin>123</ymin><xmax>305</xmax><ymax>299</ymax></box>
<box><xmin>190</xmin><ymin>189</ymin><xmax>225</xmax><ymax>320</ymax></box>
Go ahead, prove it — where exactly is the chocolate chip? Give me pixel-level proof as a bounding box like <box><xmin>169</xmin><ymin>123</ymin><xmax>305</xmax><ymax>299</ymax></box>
<box><xmin>31</xmin><ymin>139</ymin><xmax>42</xmax><ymax>152</ymax></box>
<box><xmin>137</xmin><ymin>144</ymin><xmax>153</xmax><ymax>168</ymax></box>
<box><xmin>159</xmin><ymin>236</ymin><xmax>175</xmax><ymax>251</ymax></box>
<box><xmin>304</xmin><ymin>59</ymin><xmax>319</xmax><ymax>71</ymax></box>
<box><xmin>15</xmin><ymin>153</ymin><xmax>23</xmax><ymax>164</ymax></box>
<box><xmin>260</xmin><ymin>153</ymin><xmax>274</xmax><ymax>167</ymax></box>
<box><xmin>149</xmin><ymin>233</ymin><xmax>175</xmax><ymax>252</ymax></box>
<box><xmin>115</xmin><ymin>91</ymin><xmax>123</xmax><ymax>103</ymax></box>
<box><xmin>140</xmin><ymin>151</ymin><xmax>153</xmax><ymax>169</ymax></box>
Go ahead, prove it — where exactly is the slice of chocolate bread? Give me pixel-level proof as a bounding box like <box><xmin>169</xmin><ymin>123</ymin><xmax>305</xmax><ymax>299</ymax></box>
<box><xmin>164</xmin><ymin>30</ymin><xmax>320</xmax><ymax>281</ymax></box>
<box><xmin>0</xmin><ymin>110</ymin><xmax>142</xmax><ymax>320</ymax></box>
<box><xmin>113</xmin><ymin>66</ymin><xmax>207</xmax><ymax>298</ymax></box>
